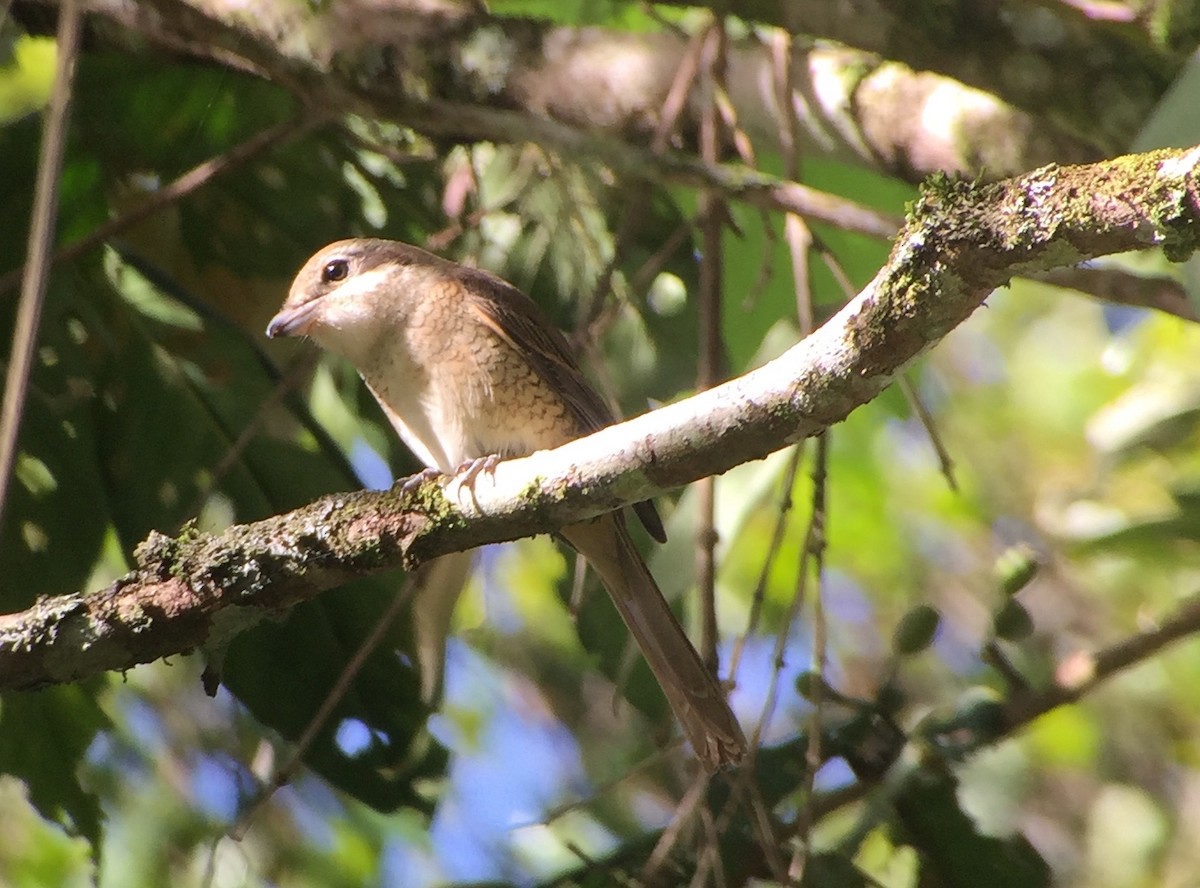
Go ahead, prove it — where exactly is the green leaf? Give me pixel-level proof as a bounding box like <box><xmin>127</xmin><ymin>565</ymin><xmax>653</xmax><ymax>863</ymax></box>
<box><xmin>800</xmin><ymin>852</ymin><xmax>871</xmax><ymax>888</ymax></box>
<box><xmin>0</xmin><ymin>685</ymin><xmax>111</xmax><ymax>854</ymax></box>
<box><xmin>72</xmin><ymin>55</ymin><xmax>295</xmax><ymax>178</ymax></box>
<box><xmin>892</xmin><ymin>762</ymin><xmax>1050</xmax><ymax>888</ymax></box>
<box><xmin>0</xmin><ymin>266</ymin><xmax>115</xmax><ymax>616</ymax></box>
<box><xmin>9</xmin><ymin>50</ymin><xmax>459</xmax><ymax>814</ymax></box>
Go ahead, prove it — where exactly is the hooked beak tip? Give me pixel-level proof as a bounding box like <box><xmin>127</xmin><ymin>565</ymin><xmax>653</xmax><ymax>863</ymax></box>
<box><xmin>266</xmin><ymin>306</ymin><xmax>312</xmax><ymax>339</ymax></box>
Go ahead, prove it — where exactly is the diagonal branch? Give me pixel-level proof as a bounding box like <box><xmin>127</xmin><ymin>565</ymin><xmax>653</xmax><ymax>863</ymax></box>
<box><xmin>0</xmin><ymin>145</ymin><xmax>1196</xmax><ymax>692</ymax></box>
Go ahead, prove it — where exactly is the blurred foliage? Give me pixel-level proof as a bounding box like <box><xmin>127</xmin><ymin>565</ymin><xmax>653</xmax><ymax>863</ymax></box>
<box><xmin>1</xmin><ymin>6</ymin><xmax>1200</xmax><ymax>888</ymax></box>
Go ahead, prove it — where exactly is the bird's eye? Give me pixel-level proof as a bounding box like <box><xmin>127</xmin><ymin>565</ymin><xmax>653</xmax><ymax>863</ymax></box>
<box><xmin>322</xmin><ymin>259</ymin><xmax>349</xmax><ymax>283</ymax></box>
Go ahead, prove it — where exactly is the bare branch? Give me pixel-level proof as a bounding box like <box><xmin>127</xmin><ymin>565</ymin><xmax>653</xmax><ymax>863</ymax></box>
<box><xmin>1035</xmin><ymin>265</ymin><xmax>1197</xmax><ymax>321</ymax></box>
<box><xmin>1003</xmin><ymin>592</ymin><xmax>1200</xmax><ymax>730</ymax></box>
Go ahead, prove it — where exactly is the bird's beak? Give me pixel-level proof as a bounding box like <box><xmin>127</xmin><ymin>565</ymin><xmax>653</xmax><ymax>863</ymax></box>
<box><xmin>266</xmin><ymin>300</ymin><xmax>320</xmax><ymax>339</ymax></box>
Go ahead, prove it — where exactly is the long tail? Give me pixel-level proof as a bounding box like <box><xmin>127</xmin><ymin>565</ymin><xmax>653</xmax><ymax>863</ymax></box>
<box><xmin>411</xmin><ymin>551</ymin><xmax>475</xmax><ymax>704</ymax></box>
<box><xmin>561</xmin><ymin>515</ymin><xmax>746</xmax><ymax>770</ymax></box>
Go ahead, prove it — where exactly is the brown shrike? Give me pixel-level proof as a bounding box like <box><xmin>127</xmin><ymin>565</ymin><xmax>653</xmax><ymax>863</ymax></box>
<box><xmin>267</xmin><ymin>238</ymin><xmax>745</xmax><ymax>769</ymax></box>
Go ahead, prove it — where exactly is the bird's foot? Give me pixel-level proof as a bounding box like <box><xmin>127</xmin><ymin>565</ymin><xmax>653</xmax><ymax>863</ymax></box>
<box><xmin>454</xmin><ymin>453</ymin><xmax>501</xmax><ymax>488</ymax></box>
<box><xmin>399</xmin><ymin>466</ymin><xmax>445</xmax><ymax>494</ymax></box>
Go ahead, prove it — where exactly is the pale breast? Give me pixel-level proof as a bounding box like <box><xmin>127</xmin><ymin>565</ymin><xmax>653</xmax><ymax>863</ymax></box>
<box><xmin>361</xmin><ymin>343</ymin><xmax>459</xmax><ymax>472</ymax></box>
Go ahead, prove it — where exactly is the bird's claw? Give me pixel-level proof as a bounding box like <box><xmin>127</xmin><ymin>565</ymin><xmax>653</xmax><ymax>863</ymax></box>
<box><xmin>454</xmin><ymin>453</ymin><xmax>501</xmax><ymax>488</ymax></box>
<box><xmin>399</xmin><ymin>466</ymin><xmax>445</xmax><ymax>494</ymax></box>
<box><xmin>398</xmin><ymin>456</ymin><xmax>500</xmax><ymax>496</ymax></box>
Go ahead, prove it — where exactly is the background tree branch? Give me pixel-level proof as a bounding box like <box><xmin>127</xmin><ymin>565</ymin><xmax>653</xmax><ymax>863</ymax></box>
<box><xmin>33</xmin><ymin>0</ymin><xmax>1107</xmax><ymax>179</ymax></box>
<box><xmin>657</xmin><ymin>0</ymin><xmax>1197</xmax><ymax>155</ymax></box>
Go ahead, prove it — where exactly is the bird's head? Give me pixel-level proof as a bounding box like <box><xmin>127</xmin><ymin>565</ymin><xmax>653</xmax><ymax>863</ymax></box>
<box><xmin>266</xmin><ymin>238</ymin><xmax>450</xmax><ymax>360</ymax></box>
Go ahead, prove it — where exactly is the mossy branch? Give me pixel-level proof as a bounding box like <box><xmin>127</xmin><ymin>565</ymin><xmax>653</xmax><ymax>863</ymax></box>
<box><xmin>0</xmin><ymin>145</ymin><xmax>1196</xmax><ymax>692</ymax></box>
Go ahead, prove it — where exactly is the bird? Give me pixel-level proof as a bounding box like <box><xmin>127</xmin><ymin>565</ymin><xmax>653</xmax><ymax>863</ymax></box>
<box><xmin>266</xmin><ymin>238</ymin><xmax>746</xmax><ymax>770</ymax></box>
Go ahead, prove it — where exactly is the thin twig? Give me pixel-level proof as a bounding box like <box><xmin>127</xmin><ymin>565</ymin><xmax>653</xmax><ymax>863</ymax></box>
<box><xmin>811</xmin><ymin>235</ymin><xmax>857</xmax><ymax>300</ymax></box>
<box><xmin>695</xmin><ymin>20</ymin><xmax>726</xmax><ymax>673</ymax></box>
<box><xmin>651</xmin><ymin>25</ymin><xmax>709</xmax><ymax>155</ymax></box>
<box><xmin>717</xmin><ymin>666</ymin><xmax>791</xmax><ymax>883</ymax></box>
<box><xmin>563</xmin><ymin>841</ymin><xmax>596</xmax><ymax>867</ymax></box>
<box><xmin>424</xmin><ymin>208</ymin><xmax>487</xmax><ymax>253</ymax></box>
<box><xmin>773</xmin><ymin>29</ymin><xmax>818</xmax><ymax>342</ymax></box>
<box><xmin>533</xmin><ymin>743</ymin><xmax>675</xmax><ymax>827</ymax></box>
<box><xmin>0</xmin><ymin>0</ymin><xmax>83</xmax><ymax>537</ymax></box>
<box><xmin>728</xmin><ymin>445</ymin><xmax>803</xmax><ymax>680</ymax></box>
<box><xmin>748</xmin><ymin>493</ymin><xmax>817</xmax><ymax>753</ymax></box>
<box><xmin>112</xmin><ymin>244</ymin><xmax>361</xmax><ymax>493</ymax></box>
<box><xmin>898</xmin><ymin>375</ymin><xmax>958</xmax><ymax>490</ymax></box>
<box><xmin>770</xmin><ymin>30</ymin><xmax>799</xmax><ymax>179</ymax></box>
<box><xmin>736</xmin><ymin>437</ymin><xmax>829</xmax><ymax>882</ymax></box>
<box><xmin>771</xmin><ymin>593</ymin><xmax>1200</xmax><ymax>843</ymax></box>
<box><xmin>794</xmin><ymin>433</ymin><xmax>829</xmax><ymax>879</ymax></box>
<box><xmin>641</xmin><ymin>770</ymin><xmax>709</xmax><ymax>883</ymax></box>
<box><xmin>1004</xmin><ymin>591</ymin><xmax>1200</xmax><ymax>729</ymax></box>
<box><xmin>786</xmin><ymin>215</ymin><xmax>815</xmax><ymax>333</ymax></box>
<box><xmin>1036</xmin><ymin>265</ymin><xmax>1197</xmax><ymax>321</ymax></box>
<box><xmin>628</xmin><ymin>219</ymin><xmax>693</xmax><ymax>297</ymax></box>
<box><xmin>742</xmin><ymin>770</ymin><xmax>790</xmax><ymax>882</ymax></box>
<box><xmin>776</xmin><ymin>35</ymin><xmax>830</xmax><ymax>879</ymax></box>
<box><xmin>689</xmin><ymin>802</ymin><xmax>727</xmax><ymax>888</ymax></box>
<box><xmin>778</xmin><ymin>779</ymin><xmax>873</xmax><ymax>843</ymax></box>
<box><xmin>712</xmin><ymin>81</ymin><xmax>755</xmax><ymax>167</ymax></box>
<box><xmin>981</xmin><ymin>639</ymin><xmax>1030</xmax><ymax>692</ymax></box>
<box><xmin>809</xmin><ymin>221</ymin><xmax>961</xmax><ymax>494</ymax></box>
